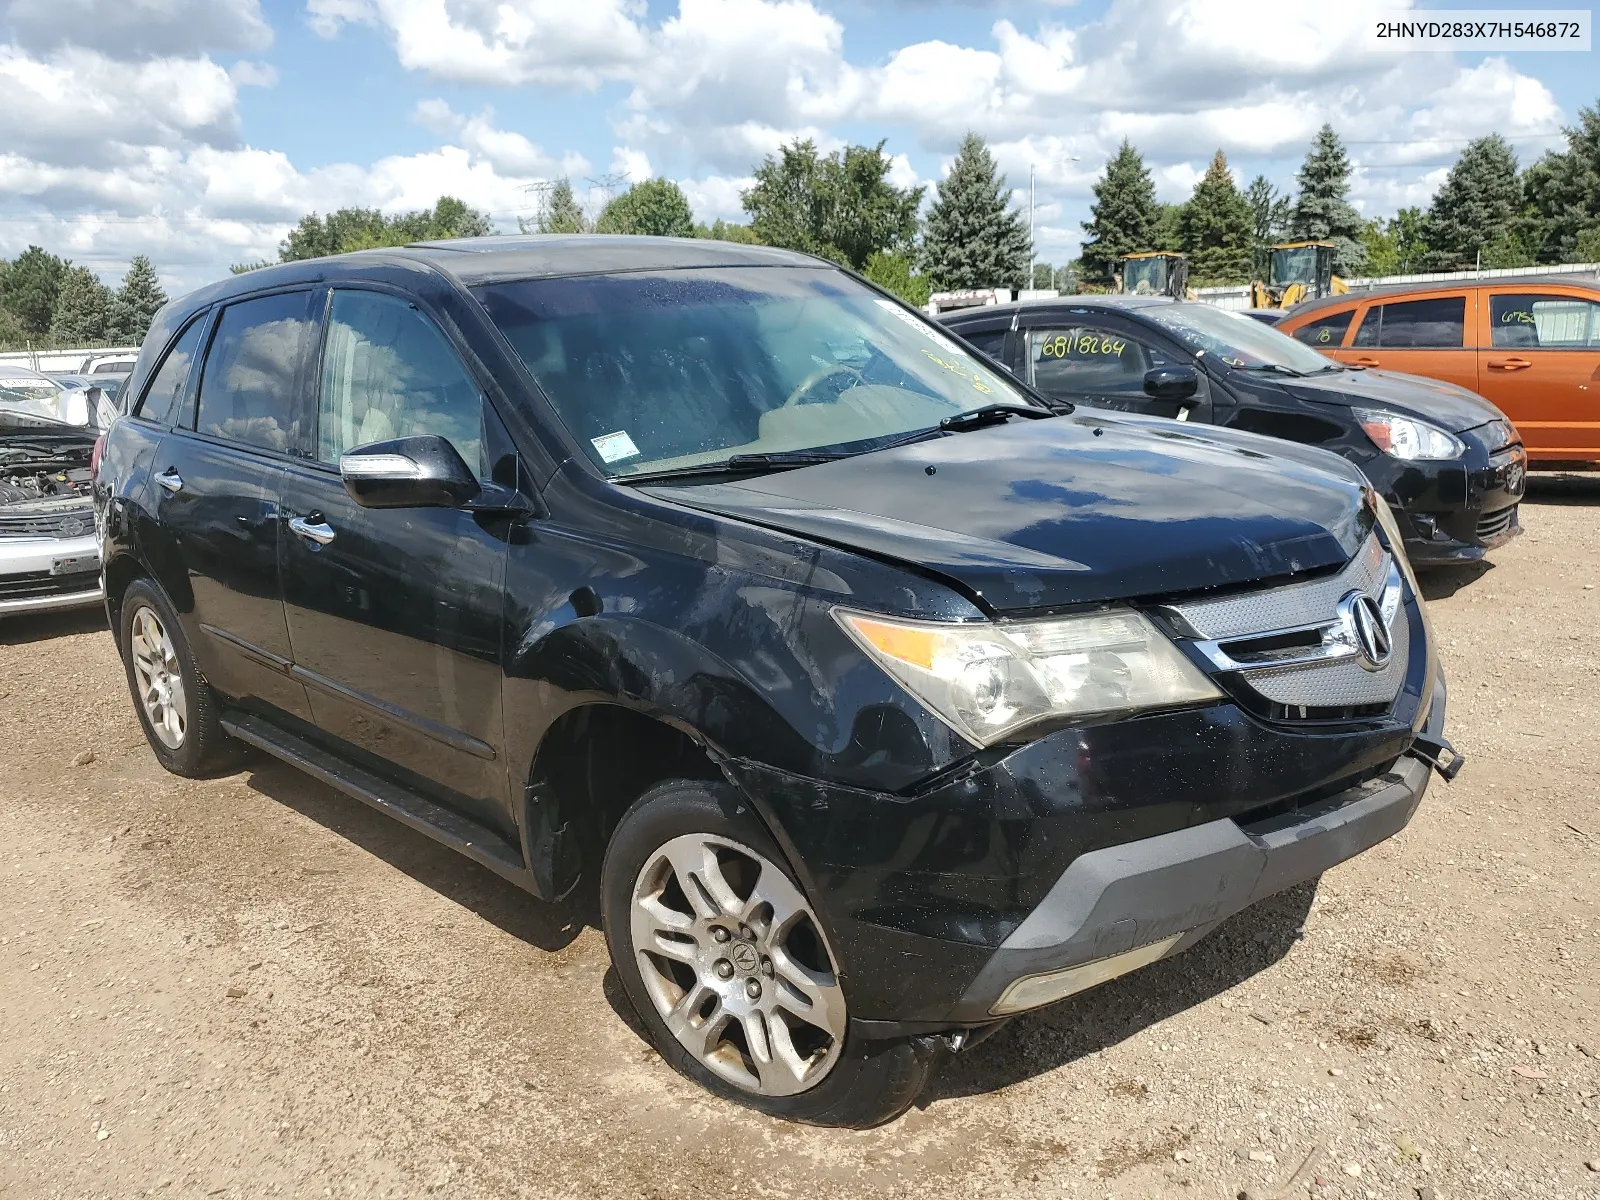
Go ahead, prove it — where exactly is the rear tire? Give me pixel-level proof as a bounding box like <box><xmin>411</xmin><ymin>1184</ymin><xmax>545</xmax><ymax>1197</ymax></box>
<box><xmin>118</xmin><ymin>577</ymin><xmax>242</xmax><ymax>777</ymax></box>
<box><xmin>601</xmin><ymin>777</ymin><xmax>937</xmax><ymax>1127</ymax></box>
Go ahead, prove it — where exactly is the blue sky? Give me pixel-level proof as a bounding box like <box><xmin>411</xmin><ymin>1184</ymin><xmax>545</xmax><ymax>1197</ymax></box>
<box><xmin>0</xmin><ymin>0</ymin><xmax>1593</xmax><ymax>290</ymax></box>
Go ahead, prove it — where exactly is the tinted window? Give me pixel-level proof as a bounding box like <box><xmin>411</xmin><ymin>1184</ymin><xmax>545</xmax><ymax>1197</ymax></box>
<box><xmin>196</xmin><ymin>292</ymin><xmax>315</xmax><ymax>452</ymax></box>
<box><xmin>1292</xmin><ymin>309</ymin><xmax>1354</xmax><ymax>348</ymax></box>
<box><xmin>317</xmin><ymin>290</ymin><xmax>485</xmax><ymax>474</ymax></box>
<box><xmin>134</xmin><ymin>317</ymin><xmax>206</xmax><ymax>423</ymax></box>
<box><xmin>1490</xmin><ymin>293</ymin><xmax>1600</xmax><ymax>348</ymax></box>
<box><xmin>1356</xmin><ymin>296</ymin><xmax>1466</xmax><ymax>349</ymax></box>
<box><xmin>959</xmin><ymin>328</ymin><xmax>1008</xmax><ymax>360</ymax></box>
<box><xmin>1028</xmin><ymin>327</ymin><xmax>1164</xmax><ymax>394</ymax></box>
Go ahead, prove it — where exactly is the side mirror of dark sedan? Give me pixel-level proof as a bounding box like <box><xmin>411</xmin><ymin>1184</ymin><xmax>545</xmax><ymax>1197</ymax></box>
<box><xmin>338</xmin><ymin>434</ymin><xmax>482</xmax><ymax>509</ymax></box>
<box><xmin>1144</xmin><ymin>365</ymin><xmax>1201</xmax><ymax>404</ymax></box>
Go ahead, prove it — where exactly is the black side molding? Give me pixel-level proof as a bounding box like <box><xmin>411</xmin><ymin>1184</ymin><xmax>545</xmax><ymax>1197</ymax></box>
<box><xmin>220</xmin><ymin>711</ymin><xmax>542</xmax><ymax>897</ymax></box>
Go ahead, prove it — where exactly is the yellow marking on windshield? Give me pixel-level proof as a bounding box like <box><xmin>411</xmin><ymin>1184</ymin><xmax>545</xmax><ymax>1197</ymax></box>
<box><xmin>920</xmin><ymin>348</ymin><xmax>994</xmax><ymax>394</ymax></box>
<box><xmin>1038</xmin><ymin>333</ymin><xmax>1128</xmax><ymax>359</ymax></box>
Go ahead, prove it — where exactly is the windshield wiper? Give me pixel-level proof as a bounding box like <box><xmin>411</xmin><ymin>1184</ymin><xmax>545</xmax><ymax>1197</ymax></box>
<box><xmin>619</xmin><ymin>449</ymin><xmax>855</xmax><ymax>484</ymax></box>
<box><xmin>1237</xmin><ymin>362</ymin><xmax>1307</xmax><ymax>378</ymax></box>
<box><xmin>938</xmin><ymin>403</ymin><xmax>1055</xmax><ymax>431</ymax></box>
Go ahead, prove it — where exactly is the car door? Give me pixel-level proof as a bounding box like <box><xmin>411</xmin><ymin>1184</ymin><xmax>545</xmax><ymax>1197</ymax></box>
<box><xmin>1475</xmin><ymin>289</ymin><xmax>1600</xmax><ymax>461</ymax></box>
<box><xmin>1021</xmin><ymin>316</ymin><xmax>1207</xmax><ymax>420</ymax></box>
<box><xmin>278</xmin><ymin>287</ymin><xmax>515</xmax><ymax>835</ymax></box>
<box><xmin>1340</xmin><ymin>292</ymin><xmax>1479</xmax><ymax>393</ymax></box>
<box><xmin>146</xmin><ymin>290</ymin><xmax>317</xmax><ymax>723</ymax></box>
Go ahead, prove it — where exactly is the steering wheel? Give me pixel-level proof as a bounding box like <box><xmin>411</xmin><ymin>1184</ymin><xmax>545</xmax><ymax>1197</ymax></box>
<box><xmin>783</xmin><ymin>363</ymin><xmax>862</xmax><ymax>407</ymax></box>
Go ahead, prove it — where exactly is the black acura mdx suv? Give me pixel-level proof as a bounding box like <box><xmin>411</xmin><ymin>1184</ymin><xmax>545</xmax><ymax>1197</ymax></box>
<box><xmin>96</xmin><ymin>238</ymin><xmax>1458</xmax><ymax>1126</ymax></box>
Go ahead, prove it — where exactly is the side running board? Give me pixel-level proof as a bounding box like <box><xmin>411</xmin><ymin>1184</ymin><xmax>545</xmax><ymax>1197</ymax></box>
<box><xmin>220</xmin><ymin>711</ymin><xmax>541</xmax><ymax>895</ymax></box>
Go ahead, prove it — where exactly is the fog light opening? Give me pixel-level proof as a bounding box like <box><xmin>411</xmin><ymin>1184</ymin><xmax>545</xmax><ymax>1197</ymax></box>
<box><xmin>990</xmin><ymin>933</ymin><xmax>1184</xmax><ymax>1016</ymax></box>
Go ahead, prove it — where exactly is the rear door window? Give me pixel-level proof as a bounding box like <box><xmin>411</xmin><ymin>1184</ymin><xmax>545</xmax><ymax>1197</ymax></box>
<box><xmin>195</xmin><ymin>291</ymin><xmax>317</xmax><ymax>454</ymax></box>
<box><xmin>1489</xmin><ymin>293</ymin><xmax>1600</xmax><ymax>348</ymax></box>
<box><xmin>1028</xmin><ymin>326</ymin><xmax>1165</xmax><ymax>394</ymax></box>
<box><xmin>1352</xmin><ymin>296</ymin><xmax>1467</xmax><ymax>348</ymax></box>
<box><xmin>1291</xmin><ymin>309</ymin><xmax>1355</xmax><ymax>348</ymax></box>
<box><xmin>134</xmin><ymin>316</ymin><xmax>206</xmax><ymax>424</ymax></box>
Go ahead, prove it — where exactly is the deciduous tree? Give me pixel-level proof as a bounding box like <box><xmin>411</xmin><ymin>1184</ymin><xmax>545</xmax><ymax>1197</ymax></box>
<box><xmin>1244</xmin><ymin>174</ymin><xmax>1291</xmax><ymax>277</ymax></box>
<box><xmin>743</xmin><ymin>139</ymin><xmax>923</xmax><ymax>270</ymax></box>
<box><xmin>280</xmin><ymin>196</ymin><xmax>495</xmax><ymax>260</ymax></box>
<box><xmin>863</xmin><ymin>249</ymin><xmax>931</xmax><ymax>306</ymax></box>
<box><xmin>595</xmin><ymin>178</ymin><xmax>695</xmax><ymax>237</ymax></box>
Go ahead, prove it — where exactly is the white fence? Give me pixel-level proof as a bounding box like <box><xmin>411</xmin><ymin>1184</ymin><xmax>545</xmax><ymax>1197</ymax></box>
<box><xmin>0</xmin><ymin>346</ymin><xmax>140</xmax><ymax>373</ymax></box>
<box><xmin>1190</xmin><ymin>262</ymin><xmax>1600</xmax><ymax>312</ymax></box>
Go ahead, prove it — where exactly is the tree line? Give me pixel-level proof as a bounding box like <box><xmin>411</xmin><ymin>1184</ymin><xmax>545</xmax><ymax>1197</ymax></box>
<box><xmin>0</xmin><ymin>251</ymin><xmax>169</xmax><ymax>351</ymax></box>
<box><xmin>1081</xmin><ymin>103</ymin><xmax>1600</xmax><ymax>288</ymax></box>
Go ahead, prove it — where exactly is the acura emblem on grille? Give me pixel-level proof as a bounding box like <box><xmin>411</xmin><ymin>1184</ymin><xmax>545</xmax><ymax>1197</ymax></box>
<box><xmin>1340</xmin><ymin>591</ymin><xmax>1393</xmax><ymax>671</ymax></box>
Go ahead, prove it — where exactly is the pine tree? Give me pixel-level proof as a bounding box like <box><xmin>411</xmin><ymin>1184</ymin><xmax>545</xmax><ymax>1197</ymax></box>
<box><xmin>1244</xmin><ymin>174</ymin><xmax>1291</xmax><ymax>277</ymax></box>
<box><xmin>50</xmin><ymin>266</ymin><xmax>117</xmax><ymax>344</ymax></box>
<box><xmin>596</xmin><ymin>178</ymin><xmax>696</xmax><ymax>238</ymax></box>
<box><xmin>918</xmin><ymin>133</ymin><xmax>1031</xmax><ymax>291</ymax></box>
<box><xmin>1289</xmin><ymin>124</ymin><xmax>1367</xmax><ymax>275</ymax></box>
<box><xmin>1420</xmin><ymin>135</ymin><xmax>1522</xmax><ymax>270</ymax></box>
<box><xmin>0</xmin><ymin>245</ymin><xmax>68</xmax><ymax>335</ymax></box>
<box><xmin>1152</xmin><ymin>203</ymin><xmax>1184</xmax><ymax>252</ymax></box>
<box><xmin>1178</xmin><ymin>151</ymin><xmax>1254</xmax><ymax>284</ymax></box>
<box><xmin>109</xmin><ymin>255</ymin><xmax>168</xmax><ymax>343</ymax></box>
<box><xmin>538</xmin><ymin>178</ymin><xmax>589</xmax><ymax>233</ymax></box>
<box><xmin>1080</xmin><ymin>140</ymin><xmax>1159</xmax><ymax>284</ymax></box>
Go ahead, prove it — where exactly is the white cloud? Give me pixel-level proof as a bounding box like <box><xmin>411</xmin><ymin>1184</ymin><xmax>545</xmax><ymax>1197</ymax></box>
<box><xmin>306</xmin><ymin>0</ymin><xmax>648</xmax><ymax>87</ymax></box>
<box><xmin>2</xmin><ymin>0</ymin><xmax>271</xmax><ymax>58</ymax></box>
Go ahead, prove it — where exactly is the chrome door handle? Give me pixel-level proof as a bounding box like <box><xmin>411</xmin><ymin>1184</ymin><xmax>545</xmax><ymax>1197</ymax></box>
<box><xmin>288</xmin><ymin>516</ymin><xmax>336</xmax><ymax>546</ymax></box>
<box><xmin>156</xmin><ymin>469</ymin><xmax>183</xmax><ymax>494</ymax></box>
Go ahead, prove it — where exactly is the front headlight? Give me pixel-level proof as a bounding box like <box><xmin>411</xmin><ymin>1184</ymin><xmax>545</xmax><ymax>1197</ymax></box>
<box><xmin>833</xmin><ymin>607</ymin><xmax>1222</xmax><ymax>746</ymax></box>
<box><xmin>1354</xmin><ymin>408</ymin><xmax>1464</xmax><ymax>460</ymax></box>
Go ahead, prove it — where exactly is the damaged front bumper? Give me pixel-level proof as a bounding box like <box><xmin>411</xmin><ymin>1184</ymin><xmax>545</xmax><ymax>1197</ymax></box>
<box><xmin>724</xmin><ymin>672</ymin><xmax>1450</xmax><ymax>1038</ymax></box>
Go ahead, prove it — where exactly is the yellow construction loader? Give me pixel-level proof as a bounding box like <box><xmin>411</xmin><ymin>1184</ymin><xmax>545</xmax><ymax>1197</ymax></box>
<box><xmin>1117</xmin><ymin>251</ymin><xmax>1193</xmax><ymax>299</ymax></box>
<box><xmin>1249</xmin><ymin>240</ymin><xmax>1349</xmax><ymax>309</ymax></box>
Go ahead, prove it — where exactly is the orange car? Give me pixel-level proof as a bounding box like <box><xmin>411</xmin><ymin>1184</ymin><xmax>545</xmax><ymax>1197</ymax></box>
<box><xmin>1278</xmin><ymin>278</ymin><xmax>1600</xmax><ymax>466</ymax></box>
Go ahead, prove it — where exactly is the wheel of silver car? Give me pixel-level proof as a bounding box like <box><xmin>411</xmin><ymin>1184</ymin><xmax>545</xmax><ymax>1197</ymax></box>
<box><xmin>629</xmin><ymin>832</ymin><xmax>848</xmax><ymax>1097</ymax></box>
<box><xmin>128</xmin><ymin>604</ymin><xmax>187</xmax><ymax>749</ymax></box>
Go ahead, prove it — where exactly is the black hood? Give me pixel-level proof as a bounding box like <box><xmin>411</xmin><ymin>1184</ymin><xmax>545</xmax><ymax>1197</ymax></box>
<box><xmin>1276</xmin><ymin>367</ymin><xmax>1505</xmax><ymax>433</ymax></box>
<box><xmin>648</xmin><ymin>412</ymin><xmax>1371</xmax><ymax>613</ymax></box>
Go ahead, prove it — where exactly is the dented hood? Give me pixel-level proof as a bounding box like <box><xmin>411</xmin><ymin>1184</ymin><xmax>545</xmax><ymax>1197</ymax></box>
<box><xmin>648</xmin><ymin>412</ymin><xmax>1372</xmax><ymax>613</ymax></box>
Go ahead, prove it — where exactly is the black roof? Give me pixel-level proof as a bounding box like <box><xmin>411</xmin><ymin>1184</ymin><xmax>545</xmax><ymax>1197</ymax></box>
<box><xmin>171</xmin><ymin>235</ymin><xmax>827</xmax><ymax>316</ymax></box>
<box><xmin>938</xmin><ymin>293</ymin><xmax>1178</xmax><ymax>324</ymax></box>
<box><xmin>1285</xmin><ymin>273</ymin><xmax>1600</xmax><ymax>320</ymax></box>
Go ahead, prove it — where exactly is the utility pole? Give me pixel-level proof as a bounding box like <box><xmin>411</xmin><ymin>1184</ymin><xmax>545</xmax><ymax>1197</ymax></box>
<box><xmin>1028</xmin><ymin>156</ymin><xmax>1079</xmax><ymax>290</ymax></box>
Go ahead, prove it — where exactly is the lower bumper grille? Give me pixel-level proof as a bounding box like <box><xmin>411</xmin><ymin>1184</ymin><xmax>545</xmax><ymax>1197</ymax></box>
<box><xmin>1476</xmin><ymin>505</ymin><xmax>1517</xmax><ymax>541</ymax></box>
<box><xmin>0</xmin><ymin>569</ymin><xmax>101</xmax><ymax>601</ymax></box>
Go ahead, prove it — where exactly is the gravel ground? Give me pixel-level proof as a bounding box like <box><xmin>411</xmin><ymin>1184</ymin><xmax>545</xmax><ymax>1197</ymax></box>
<box><xmin>1</xmin><ymin>478</ymin><xmax>1597</xmax><ymax>1200</ymax></box>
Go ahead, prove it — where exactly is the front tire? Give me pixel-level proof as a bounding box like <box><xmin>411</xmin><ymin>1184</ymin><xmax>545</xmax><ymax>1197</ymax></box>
<box><xmin>118</xmin><ymin>577</ymin><xmax>241</xmax><ymax>777</ymax></box>
<box><xmin>601</xmin><ymin>778</ymin><xmax>937</xmax><ymax>1127</ymax></box>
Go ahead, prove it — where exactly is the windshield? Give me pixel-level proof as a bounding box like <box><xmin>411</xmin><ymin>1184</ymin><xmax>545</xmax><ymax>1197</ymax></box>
<box><xmin>1144</xmin><ymin>303</ymin><xmax>1339</xmax><ymax>374</ymax></box>
<box><xmin>0</xmin><ymin>375</ymin><xmax>72</xmax><ymax>428</ymax></box>
<box><xmin>1272</xmin><ymin>246</ymin><xmax>1318</xmax><ymax>287</ymax></box>
<box><xmin>474</xmin><ymin>267</ymin><xmax>1038</xmax><ymax>477</ymax></box>
<box><xmin>1122</xmin><ymin>258</ymin><xmax>1167</xmax><ymax>297</ymax></box>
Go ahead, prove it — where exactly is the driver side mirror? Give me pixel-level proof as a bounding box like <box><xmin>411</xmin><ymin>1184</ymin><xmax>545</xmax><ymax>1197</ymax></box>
<box><xmin>1143</xmin><ymin>365</ymin><xmax>1201</xmax><ymax>406</ymax></box>
<box><xmin>339</xmin><ymin>434</ymin><xmax>481</xmax><ymax>509</ymax></box>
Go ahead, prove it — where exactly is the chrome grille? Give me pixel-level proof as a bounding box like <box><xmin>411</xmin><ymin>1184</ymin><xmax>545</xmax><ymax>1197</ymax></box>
<box><xmin>0</xmin><ymin>501</ymin><xmax>93</xmax><ymax>539</ymax></box>
<box><xmin>1165</xmin><ymin>532</ymin><xmax>1409</xmax><ymax>713</ymax></box>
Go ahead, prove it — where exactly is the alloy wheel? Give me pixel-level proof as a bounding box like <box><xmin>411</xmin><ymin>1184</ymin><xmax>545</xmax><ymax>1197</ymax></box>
<box><xmin>629</xmin><ymin>833</ymin><xmax>847</xmax><ymax>1096</ymax></box>
<box><xmin>129</xmin><ymin>606</ymin><xmax>187</xmax><ymax>750</ymax></box>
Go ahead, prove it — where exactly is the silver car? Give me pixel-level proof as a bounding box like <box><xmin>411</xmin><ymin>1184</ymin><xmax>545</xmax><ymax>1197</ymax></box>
<box><xmin>0</xmin><ymin>368</ymin><xmax>105</xmax><ymax>616</ymax></box>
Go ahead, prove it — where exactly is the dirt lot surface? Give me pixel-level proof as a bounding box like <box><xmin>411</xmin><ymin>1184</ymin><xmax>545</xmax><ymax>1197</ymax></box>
<box><xmin>2</xmin><ymin>479</ymin><xmax>1598</xmax><ymax>1200</ymax></box>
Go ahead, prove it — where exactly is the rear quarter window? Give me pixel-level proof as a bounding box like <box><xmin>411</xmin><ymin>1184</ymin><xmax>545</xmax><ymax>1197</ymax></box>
<box><xmin>133</xmin><ymin>316</ymin><xmax>206</xmax><ymax>424</ymax></box>
<box><xmin>1291</xmin><ymin>309</ymin><xmax>1356</xmax><ymax>347</ymax></box>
